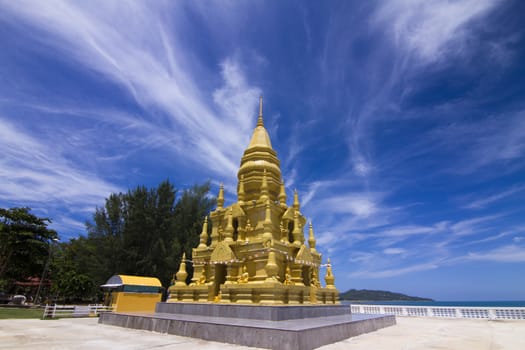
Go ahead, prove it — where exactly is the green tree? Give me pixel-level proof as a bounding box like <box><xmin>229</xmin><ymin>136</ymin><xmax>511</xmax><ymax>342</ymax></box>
<box><xmin>50</xmin><ymin>239</ymin><xmax>98</xmax><ymax>303</ymax></box>
<box><xmin>0</xmin><ymin>207</ymin><xmax>58</xmax><ymax>291</ymax></box>
<box><xmin>82</xmin><ymin>180</ymin><xmax>215</xmax><ymax>290</ymax></box>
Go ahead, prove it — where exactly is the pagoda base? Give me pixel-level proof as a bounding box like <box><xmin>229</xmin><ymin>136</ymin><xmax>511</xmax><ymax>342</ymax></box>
<box><xmin>167</xmin><ymin>282</ymin><xmax>339</xmax><ymax>305</ymax></box>
<box><xmin>99</xmin><ymin>302</ymin><xmax>396</xmax><ymax>350</ymax></box>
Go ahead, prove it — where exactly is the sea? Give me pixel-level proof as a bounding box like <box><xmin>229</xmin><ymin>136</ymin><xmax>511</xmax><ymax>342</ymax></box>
<box><xmin>342</xmin><ymin>300</ymin><xmax>525</xmax><ymax>308</ymax></box>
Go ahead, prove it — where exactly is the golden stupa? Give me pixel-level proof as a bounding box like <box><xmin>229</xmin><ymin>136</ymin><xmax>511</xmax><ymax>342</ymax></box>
<box><xmin>168</xmin><ymin>97</ymin><xmax>339</xmax><ymax>305</ymax></box>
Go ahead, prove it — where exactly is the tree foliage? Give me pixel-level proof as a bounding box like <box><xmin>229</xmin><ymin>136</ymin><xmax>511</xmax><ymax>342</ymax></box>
<box><xmin>0</xmin><ymin>207</ymin><xmax>58</xmax><ymax>290</ymax></box>
<box><xmin>1</xmin><ymin>181</ymin><xmax>214</xmax><ymax>301</ymax></box>
<box><xmin>51</xmin><ymin>180</ymin><xmax>215</xmax><ymax>301</ymax></box>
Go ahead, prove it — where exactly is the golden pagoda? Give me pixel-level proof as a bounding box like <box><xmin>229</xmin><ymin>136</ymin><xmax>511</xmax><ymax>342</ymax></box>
<box><xmin>168</xmin><ymin>97</ymin><xmax>339</xmax><ymax>305</ymax></box>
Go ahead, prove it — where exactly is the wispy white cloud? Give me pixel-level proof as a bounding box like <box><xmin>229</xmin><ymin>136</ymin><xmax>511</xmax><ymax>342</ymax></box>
<box><xmin>465</xmin><ymin>226</ymin><xmax>525</xmax><ymax>246</ymax></box>
<box><xmin>383</xmin><ymin>247</ymin><xmax>406</xmax><ymax>255</ymax></box>
<box><xmin>450</xmin><ymin>214</ymin><xmax>502</xmax><ymax>236</ymax></box>
<box><xmin>465</xmin><ymin>245</ymin><xmax>525</xmax><ymax>263</ymax></box>
<box><xmin>301</xmin><ymin>182</ymin><xmax>321</xmax><ymax>208</ymax></box>
<box><xmin>349</xmin><ymin>242</ymin><xmax>525</xmax><ymax>279</ymax></box>
<box><xmin>351</xmin><ymin>261</ymin><xmax>440</xmax><ymax>278</ymax></box>
<box><xmin>462</xmin><ymin>185</ymin><xmax>525</xmax><ymax>209</ymax></box>
<box><xmin>213</xmin><ymin>59</ymin><xmax>261</xmax><ymax>135</ymax></box>
<box><xmin>374</xmin><ymin>0</ymin><xmax>498</xmax><ymax>63</ymax></box>
<box><xmin>317</xmin><ymin>192</ymin><xmax>383</xmax><ymax>218</ymax></box>
<box><xmin>430</xmin><ymin>112</ymin><xmax>525</xmax><ymax>174</ymax></box>
<box><xmin>0</xmin><ymin>118</ymin><xmax>121</xmax><ymax>213</ymax></box>
<box><xmin>0</xmin><ymin>1</ymin><xmax>261</xmax><ymax>182</ymax></box>
<box><xmin>379</xmin><ymin>224</ymin><xmax>444</xmax><ymax>237</ymax></box>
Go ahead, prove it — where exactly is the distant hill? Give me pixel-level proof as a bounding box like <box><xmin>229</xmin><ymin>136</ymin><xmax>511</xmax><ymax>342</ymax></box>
<box><xmin>340</xmin><ymin>289</ymin><xmax>433</xmax><ymax>301</ymax></box>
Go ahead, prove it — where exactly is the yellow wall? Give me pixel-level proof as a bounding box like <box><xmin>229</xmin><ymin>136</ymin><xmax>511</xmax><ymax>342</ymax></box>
<box><xmin>111</xmin><ymin>292</ymin><xmax>161</xmax><ymax>313</ymax></box>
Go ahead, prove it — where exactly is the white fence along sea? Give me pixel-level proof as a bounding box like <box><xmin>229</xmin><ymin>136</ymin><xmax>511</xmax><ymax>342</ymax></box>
<box><xmin>346</xmin><ymin>301</ymin><xmax>525</xmax><ymax>320</ymax></box>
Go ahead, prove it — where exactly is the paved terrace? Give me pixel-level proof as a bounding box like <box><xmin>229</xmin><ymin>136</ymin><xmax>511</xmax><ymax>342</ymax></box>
<box><xmin>1</xmin><ymin>316</ymin><xmax>524</xmax><ymax>350</ymax></box>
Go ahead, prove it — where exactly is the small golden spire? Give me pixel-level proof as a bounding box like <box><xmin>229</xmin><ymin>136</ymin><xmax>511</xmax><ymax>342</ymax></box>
<box><xmin>265</xmin><ymin>250</ymin><xmax>278</xmax><ymax>282</ymax></box>
<box><xmin>198</xmin><ymin>216</ymin><xmax>208</xmax><ymax>248</ymax></box>
<box><xmin>264</xmin><ymin>200</ymin><xmax>272</xmax><ymax>225</ymax></box>
<box><xmin>224</xmin><ymin>208</ymin><xmax>234</xmax><ymax>242</ymax></box>
<box><xmin>308</xmin><ymin>221</ymin><xmax>316</xmax><ymax>252</ymax></box>
<box><xmin>257</xmin><ymin>95</ymin><xmax>264</xmax><ymax>127</ymax></box>
<box><xmin>262</xmin><ymin>200</ymin><xmax>273</xmax><ymax>242</ymax></box>
<box><xmin>293</xmin><ymin>189</ymin><xmax>300</xmax><ymax>211</ymax></box>
<box><xmin>278</xmin><ymin>179</ymin><xmax>287</xmax><ymax>207</ymax></box>
<box><xmin>175</xmin><ymin>252</ymin><xmax>188</xmax><ymax>286</ymax></box>
<box><xmin>238</xmin><ymin>175</ymin><xmax>245</xmax><ymax>204</ymax></box>
<box><xmin>260</xmin><ymin>169</ymin><xmax>269</xmax><ymax>202</ymax></box>
<box><xmin>325</xmin><ymin>257</ymin><xmax>336</xmax><ymax>289</ymax></box>
<box><xmin>292</xmin><ymin>210</ymin><xmax>302</xmax><ymax>246</ymax></box>
<box><xmin>217</xmin><ymin>183</ymin><xmax>224</xmax><ymax>209</ymax></box>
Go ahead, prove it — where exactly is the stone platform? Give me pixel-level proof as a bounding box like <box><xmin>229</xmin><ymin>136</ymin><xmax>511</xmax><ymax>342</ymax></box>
<box><xmin>99</xmin><ymin>303</ymin><xmax>396</xmax><ymax>350</ymax></box>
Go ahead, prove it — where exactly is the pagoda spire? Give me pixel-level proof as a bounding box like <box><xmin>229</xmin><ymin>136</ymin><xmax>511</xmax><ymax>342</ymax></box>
<box><xmin>293</xmin><ymin>189</ymin><xmax>300</xmax><ymax>211</ymax></box>
<box><xmin>262</xmin><ymin>199</ymin><xmax>273</xmax><ymax>242</ymax></box>
<box><xmin>260</xmin><ymin>169</ymin><xmax>269</xmax><ymax>202</ymax></box>
<box><xmin>308</xmin><ymin>221</ymin><xmax>317</xmax><ymax>253</ymax></box>
<box><xmin>292</xmin><ymin>210</ymin><xmax>302</xmax><ymax>246</ymax></box>
<box><xmin>198</xmin><ymin>216</ymin><xmax>208</xmax><ymax>248</ymax></box>
<box><xmin>238</xmin><ymin>175</ymin><xmax>245</xmax><ymax>205</ymax></box>
<box><xmin>324</xmin><ymin>258</ymin><xmax>336</xmax><ymax>289</ymax></box>
<box><xmin>217</xmin><ymin>183</ymin><xmax>224</xmax><ymax>210</ymax></box>
<box><xmin>175</xmin><ymin>253</ymin><xmax>188</xmax><ymax>286</ymax></box>
<box><xmin>278</xmin><ymin>179</ymin><xmax>287</xmax><ymax>207</ymax></box>
<box><xmin>257</xmin><ymin>95</ymin><xmax>264</xmax><ymax>127</ymax></box>
<box><xmin>224</xmin><ymin>208</ymin><xmax>234</xmax><ymax>242</ymax></box>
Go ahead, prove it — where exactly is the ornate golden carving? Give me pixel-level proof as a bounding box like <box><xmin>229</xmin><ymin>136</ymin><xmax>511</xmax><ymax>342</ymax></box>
<box><xmin>210</xmin><ymin>241</ymin><xmax>237</xmax><ymax>263</ymax></box>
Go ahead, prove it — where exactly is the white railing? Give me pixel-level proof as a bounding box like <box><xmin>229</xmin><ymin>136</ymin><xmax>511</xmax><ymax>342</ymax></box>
<box><xmin>42</xmin><ymin>304</ymin><xmax>113</xmax><ymax>318</ymax></box>
<box><xmin>350</xmin><ymin>304</ymin><xmax>525</xmax><ymax>320</ymax></box>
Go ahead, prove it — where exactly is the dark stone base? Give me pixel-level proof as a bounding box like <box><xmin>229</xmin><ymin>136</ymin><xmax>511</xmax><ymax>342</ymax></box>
<box><xmin>156</xmin><ymin>302</ymin><xmax>351</xmax><ymax>321</ymax></box>
<box><xmin>99</xmin><ymin>304</ymin><xmax>396</xmax><ymax>350</ymax></box>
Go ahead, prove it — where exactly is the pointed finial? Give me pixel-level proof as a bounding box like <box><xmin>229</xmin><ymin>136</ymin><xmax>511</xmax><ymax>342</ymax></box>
<box><xmin>260</xmin><ymin>169</ymin><xmax>269</xmax><ymax>201</ymax></box>
<box><xmin>238</xmin><ymin>175</ymin><xmax>245</xmax><ymax>204</ymax></box>
<box><xmin>279</xmin><ymin>179</ymin><xmax>287</xmax><ymax>207</ymax></box>
<box><xmin>217</xmin><ymin>183</ymin><xmax>224</xmax><ymax>209</ymax></box>
<box><xmin>198</xmin><ymin>216</ymin><xmax>209</xmax><ymax>248</ymax></box>
<box><xmin>257</xmin><ymin>95</ymin><xmax>264</xmax><ymax>127</ymax></box>
<box><xmin>292</xmin><ymin>210</ymin><xmax>302</xmax><ymax>245</ymax></box>
<box><xmin>293</xmin><ymin>189</ymin><xmax>300</xmax><ymax>211</ymax></box>
<box><xmin>325</xmin><ymin>257</ymin><xmax>335</xmax><ymax>289</ymax></box>
<box><xmin>308</xmin><ymin>221</ymin><xmax>316</xmax><ymax>252</ymax></box>
<box><xmin>175</xmin><ymin>252</ymin><xmax>188</xmax><ymax>286</ymax></box>
<box><xmin>262</xmin><ymin>199</ymin><xmax>273</xmax><ymax>242</ymax></box>
<box><xmin>264</xmin><ymin>199</ymin><xmax>272</xmax><ymax>224</ymax></box>
<box><xmin>224</xmin><ymin>207</ymin><xmax>234</xmax><ymax>241</ymax></box>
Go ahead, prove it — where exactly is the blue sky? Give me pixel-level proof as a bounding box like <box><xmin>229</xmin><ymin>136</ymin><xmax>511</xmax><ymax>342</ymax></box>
<box><xmin>1</xmin><ymin>1</ymin><xmax>524</xmax><ymax>301</ymax></box>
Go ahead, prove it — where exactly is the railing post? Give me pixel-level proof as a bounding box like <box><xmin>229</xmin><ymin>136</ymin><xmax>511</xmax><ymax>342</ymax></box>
<box><xmin>489</xmin><ymin>309</ymin><xmax>496</xmax><ymax>320</ymax></box>
<box><xmin>427</xmin><ymin>307</ymin><xmax>433</xmax><ymax>317</ymax></box>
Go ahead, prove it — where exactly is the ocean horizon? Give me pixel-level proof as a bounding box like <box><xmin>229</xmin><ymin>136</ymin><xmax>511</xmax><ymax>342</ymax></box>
<box><xmin>343</xmin><ymin>300</ymin><xmax>525</xmax><ymax>308</ymax></box>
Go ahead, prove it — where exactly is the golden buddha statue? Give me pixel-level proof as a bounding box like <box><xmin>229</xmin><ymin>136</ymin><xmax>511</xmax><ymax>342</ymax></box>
<box><xmin>238</xmin><ymin>265</ymin><xmax>249</xmax><ymax>284</ymax></box>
